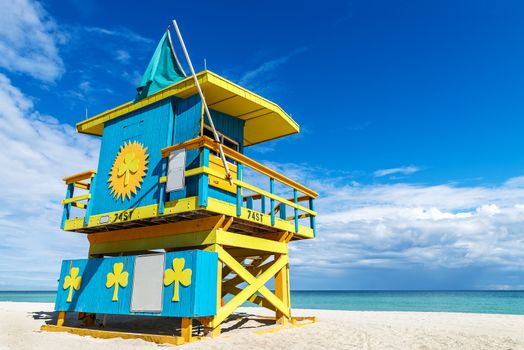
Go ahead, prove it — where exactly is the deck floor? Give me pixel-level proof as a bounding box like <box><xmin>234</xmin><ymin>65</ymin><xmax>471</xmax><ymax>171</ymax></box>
<box><xmin>71</xmin><ymin>209</ymin><xmax>302</xmax><ymax>239</ymax></box>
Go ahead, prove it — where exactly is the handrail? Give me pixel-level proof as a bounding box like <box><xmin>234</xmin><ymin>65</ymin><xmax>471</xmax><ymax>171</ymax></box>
<box><xmin>161</xmin><ymin>136</ymin><xmax>318</xmax><ymax>198</ymax></box>
<box><xmin>62</xmin><ymin>193</ymin><xmax>91</xmax><ymax>205</ymax></box>
<box><xmin>74</xmin><ymin>181</ymin><xmax>90</xmax><ymax>190</ymax></box>
<box><xmin>63</xmin><ymin>170</ymin><xmax>96</xmax><ymax>184</ymax></box>
<box><xmin>185</xmin><ymin>166</ymin><xmax>316</xmax><ymax>216</ymax></box>
<box><xmin>161</xmin><ymin>137</ymin><xmax>205</xmax><ymax>157</ymax></box>
<box><xmin>243</xmin><ymin>193</ymin><xmax>262</xmax><ymax>201</ymax></box>
<box><xmin>244</xmin><ymin>194</ymin><xmax>309</xmax><ymax>204</ymax></box>
<box><xmin>273</xmin><ymin>195</ymin><xmax>310</xmax><ymax>215</ymax></box>
<box><xmin>286</xmin><ymin>214</ymin><xmax>310</xmax><ymax>221</ymax></box>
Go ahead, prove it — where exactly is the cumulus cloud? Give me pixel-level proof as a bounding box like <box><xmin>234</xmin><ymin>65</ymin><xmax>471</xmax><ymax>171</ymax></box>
<box><xmin>374</xmin><ymin>165</ymin><xmax>420</xmax><ymax>177</ymax></box>
<box><xmin>0</xmin><ymin>0</ymin><xmax>65</xmax><ymax>82</ymax></box>
<box><xmin>0</xmin><ymin>73</ymin><xmax>99</xmax><ymax>289</ymax></box>
<box><xmin>249</xmin><ymin>160</ymin><xmax>524</xmax><ymax>280</ymax></box>
<box><xmin>259</xmin><ymin>162</ymin><xmax>524</xmax><ymax>288</ymax></box>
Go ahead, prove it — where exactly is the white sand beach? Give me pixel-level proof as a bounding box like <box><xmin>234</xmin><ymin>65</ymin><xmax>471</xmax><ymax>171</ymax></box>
<box><xmin>1</xmin><ymin>302</ymin><xmax>523</xmax><ymax>350</ymax></box>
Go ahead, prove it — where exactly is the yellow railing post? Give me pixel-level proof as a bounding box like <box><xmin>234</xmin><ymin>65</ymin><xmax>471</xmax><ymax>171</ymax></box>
<box><xmin>236</xmin><ymin>164</ymin><xmax>243</xmax><ymax>216</ymax></box>
<box><xmin>309</xmin><ymin>197</ymin><xmax>316</xmax><ymax>236</ymax></box>
<box><xmin>61</xmin><ymin>184</ymin><xmax>74</xmax><ymax>229</ymax></box>
<box><xmin>293</xmin><ymin>189</ymin><xmax>299</xmax><ymax>233</ymax></box>
<box><xmin>270</xmin><ymin>178</ymin><xmax>275</xmax><ymax>226</ymax></box>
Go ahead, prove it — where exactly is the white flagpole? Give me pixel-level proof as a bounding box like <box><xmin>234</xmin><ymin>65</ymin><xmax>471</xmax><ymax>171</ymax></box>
<box><xmin>166</xmin><ymin>26</ymin><xmax>186</xmax><ymax>77</ymax></box>
<box><xmin>172</xmin><ymin>19</ymin><xmax>233</xmax><ymax>185</ymax></box>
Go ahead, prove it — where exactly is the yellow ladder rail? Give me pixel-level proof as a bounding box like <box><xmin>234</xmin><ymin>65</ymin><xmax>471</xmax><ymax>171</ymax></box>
<box><xmin>62</xmin><ymin>193</ymin><xmax>91</xmax><ymax>205</ymax></box>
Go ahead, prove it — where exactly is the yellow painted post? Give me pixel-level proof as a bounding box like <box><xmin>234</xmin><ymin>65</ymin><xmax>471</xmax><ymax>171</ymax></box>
<box><xmin>181</xmin><ymin>318</ymin><xmax>192</xmax><ymax>343</ymax></box>
<box><xmin>57</xmin><ymin>311</ymin><xmax>66</xmax><ymax>327</ymax></box>
<box><xmin>275</xmin><ymin>255</ymin><xmax>290</xmax><ymax>325</ymax></box>
<box><xmin>209</xmin><ymin>324</ymin><xmax>221</xmax><ymax>338</ymax></box>
<box><xmin>285</xmin><ymin>259</ymin><xmax>291</xmax><ymax>319</ymax></box>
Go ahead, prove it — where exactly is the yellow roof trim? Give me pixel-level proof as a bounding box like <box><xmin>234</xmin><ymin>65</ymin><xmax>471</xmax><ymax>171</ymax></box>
<box><xmin>76</xmin><ymin>70</ymin><xmax>299</xmax><ymax>146</ymax></box>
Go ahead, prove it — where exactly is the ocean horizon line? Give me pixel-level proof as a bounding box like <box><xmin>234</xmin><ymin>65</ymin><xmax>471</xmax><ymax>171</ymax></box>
<box><xmin>1</xmin><ymin>290</ymin><xmax>523</xmax><ymax>315</ymax></box>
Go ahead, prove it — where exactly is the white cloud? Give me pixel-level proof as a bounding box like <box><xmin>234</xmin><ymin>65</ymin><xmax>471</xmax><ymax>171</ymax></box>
<box><xmin>262</xmin><ymin>162</ymin><xmax>524</xmax><ymax>288</ymax></box>
<box><xmin>77</xmin><ymin>80</ymin><xmax>113</xmax><ymax>97</ymax></box>
<box><xmin>79</xmin><ymin>81</ymin><xmax>91</xmax><ymax>94</ymax></box>
<box><xmin>374</xmin><ymin>165</ymin><xmax>420</xmax><ymax>177</ymax></box>
<box><xmin>115</xmin><ymin>49</ymin><xmax>131</xmax><ymax>64</ymax></box>
<box><xmin>0</xmin><ymin>73</ymin><xmax>99</xmax><ymax>289</ymax></box>
<box><xmin>238</xmin><ymin>47</ymin><xmax>308</xmax><ymax>88</ymax></box>
<box><xmin>83</xmin><ymin>27</ymin><xmax>153</xmax><ymax>45</ymax></box>
<box><xmin>121</xmin><ymin>70</ymin><xmax>142</xmax><ymax>86</ymax></box>
<box><xmin>504</xmin><ymin>175</ymin><xmax>524</xmax><ymax>187</ymax></box>
<box><xmin>0</xmin><ymin>0</ymin><xmax>65</xmax><ymax>82</ymax></box>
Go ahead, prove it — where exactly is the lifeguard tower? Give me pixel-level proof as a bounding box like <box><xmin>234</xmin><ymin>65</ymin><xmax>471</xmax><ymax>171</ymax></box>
<box><xmin>42</xmin><ymin>26</ymin><xmax>318</xmax><ymax>345</ymax></box>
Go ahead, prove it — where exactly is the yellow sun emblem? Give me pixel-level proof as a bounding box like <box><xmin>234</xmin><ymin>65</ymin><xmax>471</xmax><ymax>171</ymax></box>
<box><xmin>108</xmin><ymin>141</ymin><xmax>149</xmax><ymax>201</ymax></box>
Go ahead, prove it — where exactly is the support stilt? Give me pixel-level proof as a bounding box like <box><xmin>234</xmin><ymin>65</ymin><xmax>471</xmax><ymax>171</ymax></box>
<box><xmin>200</xmin><ymin>316</ymin><xmax>221</xmax><ymax>338</ymax></box>
<box><xmin>181</xmin><ymin>318</ymin><xmax>192</xmax><ymax>343</ymax></box>
<box><xmin>57</xmin><ymin>311</ymin><xmax>66</xmax><ymax>327</ymax></box>
<box><xmin>78</xmin><ymin>312</ymin><xmax>96</xmax><ymax>326</ymax></box>
<box><xmin>275</xmin><ymin>257</ymin><xmax>291</xmax><ymax>325</ymax></box>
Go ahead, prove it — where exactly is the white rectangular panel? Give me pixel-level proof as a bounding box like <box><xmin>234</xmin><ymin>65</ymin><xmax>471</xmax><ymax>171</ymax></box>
<box><xmin>130</xmin><ymin>254</ymin><xmax>164</xmax><ymax>313</ymax></box>
<box><xmin>166</xmin><ymin>148</ymin><xmax>186</xmax><ymax>192</ymax></box>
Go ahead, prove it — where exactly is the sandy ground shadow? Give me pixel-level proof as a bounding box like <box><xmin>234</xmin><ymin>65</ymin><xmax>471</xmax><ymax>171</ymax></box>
<box><xmin>32</xmin><ymin>310</ymin><xmax>275</xmax><ymax>336</ymax></box>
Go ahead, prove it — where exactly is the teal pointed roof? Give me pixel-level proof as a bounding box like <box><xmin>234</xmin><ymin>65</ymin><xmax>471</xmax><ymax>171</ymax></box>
<box><xmin>135</xmin><ymin>30</ymin><xmax>186</xmax><ymax>101</ymax></box>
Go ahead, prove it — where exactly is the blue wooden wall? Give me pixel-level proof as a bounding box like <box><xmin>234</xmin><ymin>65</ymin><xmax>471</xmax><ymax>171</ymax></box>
<box><xmin>205</xmin><ymin>109</ymin><xmax>245</xmax><ymax>146</ymax></box>
<box><xmin>90</xmin><ymin>99</ymin><xmax>175</xmax><ymax>215</ymax></box>
<box><xmin>55</xmin><ymin>250</ymin><xmax>218</xmax><ymax>317</ymax></box>
<box><xmin>169</xmin><ymin>95</ymin><xmax>202</xmax><ymax>201</ymax></box>
<box><xmin>88</xmin><ymin>93</ymin><xmax>248</xmax><ymax>214</ymax></box>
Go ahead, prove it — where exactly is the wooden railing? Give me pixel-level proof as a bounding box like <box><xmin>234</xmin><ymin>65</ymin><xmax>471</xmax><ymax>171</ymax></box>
<box><xmin>161</xmin><ymin>136</ymin><xmax>317</xmax><ymax>235</ymax></box>
<box><xmin>61</xmin><ymin>170</ymin><xmax>96</xmax><ymax>229</ymax></box>
<box><xmin>60</xmin><ymin>137</ymin><xmax>318</xmax><ymax>236</ymax></box>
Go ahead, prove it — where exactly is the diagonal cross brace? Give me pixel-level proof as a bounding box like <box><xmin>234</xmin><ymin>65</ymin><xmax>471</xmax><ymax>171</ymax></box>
<box><xmin>222</xmin><ymin>257</ymin><xmax>271</xmax><ymax>293</ymax></box>
<box><xmin>213</xmin><ymin>246</ymin><xmax>290</xmax><ymax>327</ymax></box>
<box><xmin>222</xmin><ymin>284</ymin><xmax>276</xmax><ymax>311</ymax></box>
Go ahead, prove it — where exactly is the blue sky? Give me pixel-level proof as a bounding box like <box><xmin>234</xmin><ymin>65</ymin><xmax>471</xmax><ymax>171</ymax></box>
<box><xmin>1</xmin><ymin>0</ymin><xmax>524</xmax><ymax>290</ymax></box>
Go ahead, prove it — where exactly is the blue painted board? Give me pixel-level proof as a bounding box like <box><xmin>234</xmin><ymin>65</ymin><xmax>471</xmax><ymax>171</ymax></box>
<box><xmin>90</xmin><ymin>99</ymin><xmax>175</xmax><ymax>215</ymax></box>
<box><xmin>205</xmin><ymin>109</ymin><xmax>245</xmax><ymax>147</ymax></box>
<box><xmin>55</xmin><ymin>250</ymin><xmax>218</xmax><ymax>317</ymax></box>
<box><xmin>169</xmin><ymin>95</ymin><xmax>202</xmax><ymax>201</ymax></box>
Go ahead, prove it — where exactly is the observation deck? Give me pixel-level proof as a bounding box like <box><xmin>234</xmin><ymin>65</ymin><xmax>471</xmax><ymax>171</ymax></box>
<box><xmin>61</xmin><ymin>136</ymin><xmax>317</xmax><ymax>240</ymax></box>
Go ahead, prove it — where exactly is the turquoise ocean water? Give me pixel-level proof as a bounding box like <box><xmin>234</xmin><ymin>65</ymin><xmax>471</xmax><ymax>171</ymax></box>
<box><xmin>1</xmin><ymin>290</ymin><xmax>523</xmax><ymax>315</ymax></box>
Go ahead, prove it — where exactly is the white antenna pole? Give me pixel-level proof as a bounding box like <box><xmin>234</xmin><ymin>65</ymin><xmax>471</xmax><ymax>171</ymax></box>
<box><xmin>204</xmin><ymin>58</ymin><xmax>207</xmax><ymax>70</ymax></box>
<box><xmin>172</xmin><ymin>20</ymin><xmax>233</xmax><ymax>184</ymax></box>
